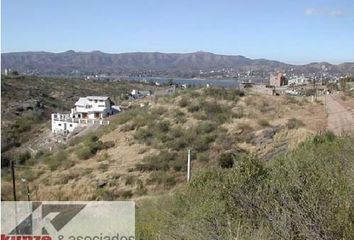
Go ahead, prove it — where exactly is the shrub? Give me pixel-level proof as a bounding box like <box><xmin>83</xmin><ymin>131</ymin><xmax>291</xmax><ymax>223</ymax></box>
<box><xmin>135</xmin><ymin>179</ymin><xmax>147</xmax><ymax>196</ymax></box>
<box><xmin>45</xmin><ymin>150</ymin><xmax>69</xmax><ymax>170</ymax></box>
<box><xmin>1</xmin><ymin>154</ymin><xmax>11</xmax><ymax>168</ymax></box>
<box><xmin>98</xmin><ymin>163</ymin><xmax>109</xmax><ymax>172</ymax></box>
<box><xmin>312</xmin><ymin>131</ymin><xmax>336</xmax><ymax>144</ymax></box>
<box><xmin>148</xmin><ymin>171</ymin><xmax>177</xmax><ymax>188</ymax></box>
<box><xmin>170</xmin><ymin>159</ymin><xmax>186</xmax><ymax>172</ymax></box>
<box><xmin>18</xmin><ymin>151</ymin><xmax>31</xmax><ymax>164</ymax></box>
<box><xmin>219</xmin><ymin>152</ymin><xmax>235</xmax><ymax>168</ymax></box>
<box><xmin>234</xmin><ymin>123</ymin><xmax>255</xmax><ymax>143</ymax></box>
<box><xmin>179</xmin><ymin>97</ymin><xmax>190</xmax><ymax>108</ymax></box>
<box><xmin>197</xmin><ymin>152</ymin><xmax>209</xmax><ymax>162</ymax></box>
<box><xmin>100</xmin><ymin>141</ymin><xmax>115</xmax><ymax>149</ymax></box>
<box><xmin>76</xmin><ymin>146</ymin><xmax>94</xmax><ymax>160</ymax></box>
<box><xmin>121</xmin><ymin>190</ymin><xmax>133</xmax><ymax>199</ymax></box>
<box><xmin>98</xmin><ymin>152</ymin><xmax>110</xmax><ymax>162</ymax></box>
<box><xmin>193</xmin><ymin>134</ymin><xmax>216</xmax><ymax>152</ymax></box>
<box><xmin>125</xmin><ymin>175</ymin><xmax>136</xmax><ymax>185</ymax></box>
<box><xmin>204</xmin><ymin>87</ymin><xmax>244</xmax><ymax>101</ymax></box>
<box><xmin>286</xmin><ymin>118</ymin><xmax>305</xmax><ymax>129</ymax></box>
<box><xmin>202</xmin><ymin>101</ymin><xmax>232</xmax><ymax>123</ymax></box>
<box><xmin>166</xmin><ymin>137</ymin><xmax>188</xmax><ymax>151</ymax></box>
<box><xmin>156</xmin><ymin>120</ymin><xmax>170</xmax><ymax>132</ymax></box>
<box><xmin>135</xmin><ymin>152</ymin><xmax>176</xmax><ymax>172</ymax></box>
<box><xmin>151</xmin><ymin>106</ymin><xmax>167</xmax><ymax>115</ymax></box>
<box><xmin>196</xmin><ymin>121</ymin><xmax>216</xmax><ymax>134</ymax></box>
<box><xmin>187</xmin><ymin>103</ymin><xmax>200</xmax><ymax>113</ymax></box>
<box><xmin>134</xmin><ymin>128</ymin><xmax>153</xmax><ymax>144</ymax></box>
<box><xmin>257</xmin><ymin>119</ymin><xmax>270</xmax><ymax>128</ymax></box>
<box><xmin>173</xmin><ymin>110</ymin><xmax>186</xmax><ymax>124</ymax></box>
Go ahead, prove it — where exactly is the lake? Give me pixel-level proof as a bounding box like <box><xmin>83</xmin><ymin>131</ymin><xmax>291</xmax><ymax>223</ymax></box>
<box><xmin>124</xmin><ymin>77</ymin><xmax>240</xmax><ymax>88</ymax></box>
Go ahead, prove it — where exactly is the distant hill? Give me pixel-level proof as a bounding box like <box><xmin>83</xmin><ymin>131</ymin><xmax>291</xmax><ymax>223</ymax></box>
<box><xmin>1</xmin><ymin>51</ymin><xmax>354</xmax><ymax>77</ymax></box>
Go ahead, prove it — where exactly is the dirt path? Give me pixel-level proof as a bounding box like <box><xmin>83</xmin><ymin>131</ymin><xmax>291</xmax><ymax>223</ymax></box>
<box><xmin>326</xmin><ymin>95</ymin><xmax>354</xmax><ymax>135</ymax></box>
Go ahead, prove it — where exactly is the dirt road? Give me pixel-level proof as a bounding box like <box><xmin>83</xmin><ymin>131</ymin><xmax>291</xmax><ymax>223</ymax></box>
<box><xmin>326</xmin><ymin>95</ymin><xmax>354</xmax><ymax>135</ymax></box>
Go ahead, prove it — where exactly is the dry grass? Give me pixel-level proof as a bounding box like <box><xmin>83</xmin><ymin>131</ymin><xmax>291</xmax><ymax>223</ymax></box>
<box><xmin>2</xmin><ymin>87</ymin><xmax>327</xmax><ymax>201</ymax></box>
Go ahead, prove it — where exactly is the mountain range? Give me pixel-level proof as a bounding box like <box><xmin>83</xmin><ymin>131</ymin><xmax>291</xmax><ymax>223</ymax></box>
<box><xmin>2</xmin><ymin>51</ymin><xmax>354</xmax><ymax>77</ymax></box>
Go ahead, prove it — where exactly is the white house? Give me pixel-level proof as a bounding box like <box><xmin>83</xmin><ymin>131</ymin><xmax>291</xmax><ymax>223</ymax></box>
<box><xmin>51</xmin><ymin>96</ymin><xmax>120</xmax><ymax>134</ymax></box>
<box><xmin>288</xmin><ymin>76</ymin><xmax>308</xmax><ymax>86</ymax></box>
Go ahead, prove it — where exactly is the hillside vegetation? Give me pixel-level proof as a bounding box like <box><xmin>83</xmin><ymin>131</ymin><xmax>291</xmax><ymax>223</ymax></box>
<box><xmin>1</xmin><ymin>76</ymin><xmax>157</xmax><ymax>166</ymax></box>
<box><xmin>2</xmin><ymin>77</ymin><xmax>351</xmax><ymax>239</ymax></box>
<box><xmin>2</xmin><ymin>80</ymin><xmax>326</xmax><ymax>201</ymax></box>
<box><xmin>136</xmin><ymin>134</ymin><xmax>354</xmax><ymax>239</ymax></box>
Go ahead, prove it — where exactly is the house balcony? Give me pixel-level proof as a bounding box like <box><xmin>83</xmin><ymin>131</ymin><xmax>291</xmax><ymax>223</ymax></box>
<box><xmin>52</xmin><ymin>113</ymin><xmax>110</xmax><ymax>125</ymax></box>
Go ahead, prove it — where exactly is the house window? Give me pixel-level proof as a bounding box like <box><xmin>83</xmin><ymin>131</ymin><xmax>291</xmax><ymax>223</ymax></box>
<box><xmin>58</xmin><ymin>124</ymin><xmax>61</xmax><ymax>126</ymax></box>
<box><xmin>70</xmin><ymin>124</ymin><xmax>73</xmax><ymax>127</ymax></box>
<box><xmin>95</xmin><ymin>100</ymin><xmax>98</xmax><ymax>103</ymax></box>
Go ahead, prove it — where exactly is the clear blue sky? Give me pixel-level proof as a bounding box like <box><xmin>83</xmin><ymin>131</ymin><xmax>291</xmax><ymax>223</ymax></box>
<box><xmin>2</xmin><ymin>0</ymin><xmax>354</xmax><ymax>64</ymax></box>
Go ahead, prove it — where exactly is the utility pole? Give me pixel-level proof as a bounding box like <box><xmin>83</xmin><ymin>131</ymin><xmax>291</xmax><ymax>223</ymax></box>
<box><xmin>26</xmin><ymin>185</ymin><xmax>31</xmax><ymax>201</ymax></box>
<box><xmin>22</xmin><ymin>178</ymin><xmax>31</xmax><ymax>201</ymax></box>
<box><xmin>187</xmin><ymin>149</ymin><xmax>191</xmax><ymax>182</ymax></box>
<box><xmin>313</xmin><ymin>77</ymin><xmax>317</xmax><ymax>101</ymax></box>
<box><xmin>11</xmin><ymin>160</ymin><xmax>17</xmax><ymax>201</ymax></box>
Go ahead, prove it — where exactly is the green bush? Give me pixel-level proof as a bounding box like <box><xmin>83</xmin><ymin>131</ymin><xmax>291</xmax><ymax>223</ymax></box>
<box><xmin>156</xmin><ymin>120</ymin><xmax>170</xmax><ymax>132</ymax></box>
<box><xmin>173</xmin><ymin>110</ymin><xmax>186</xmax><ymax>124</ymax></box>
<box><xmin>136</xmin><ymin>135</ymin><xmax>354</xmax><ymax>239</ymax></box>
<box><xmin>18</xmin><ymin>151</ymin><xmax>31</xmax><ymax>164</ymax></box>
<box><xmin>76</xmin><ymin>146</ymin><xmax>94</xmax><ymax>160</ymax></box>
<box><xmin>202</xmin><ymin>101</ymin><xmax>232</xmax><ymax>123</ymax></box>
<box><xmin>218</xmin><ymin>152</ymin><xmax>234</xmax><ymax>168</ymax></box>
<box><xmin>196</xmin><ymin>121</ymin><xmax>216</xmax><ymax>134</ymax></box>
<box><xmin>45</xmin><ymin>150</ymin><xmax>70</xmax><ymax>170</ymax></box>
<box><xmin>134</xmin><ymin>128</ymin><xmax>153</xmax><ymax>143</ymax></box>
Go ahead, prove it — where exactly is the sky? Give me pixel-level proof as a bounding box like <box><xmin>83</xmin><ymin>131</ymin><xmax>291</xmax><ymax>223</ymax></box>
<box><xmin>1</xmin><ymin>0</ymin><xmax>354</xmax><ymax>64</ymax></box>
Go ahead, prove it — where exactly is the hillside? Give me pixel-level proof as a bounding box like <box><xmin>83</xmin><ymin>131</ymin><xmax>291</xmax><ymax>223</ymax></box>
<box><xmin>2</xmin><ymin>51</ymin><xmax>354</xmax><ymax>77</ymax></box>
<box><xmin>1</xmin><ymin>77</ymin><xmax>328</xmax><ymax>201</ymax></box>
<box><xmin>2</xmin><ymin>76</ymin><xmax>353</xmax><ymax>239</ymax></box>
<box><xmin>136</xmin><ymin>134</ymin><xmax>354</xmax><ymax>239</ymax></box>
<box><xmin>1</xmin><ymin>76</ymin><xmax>159</xmax><ymax>164</ymax></box>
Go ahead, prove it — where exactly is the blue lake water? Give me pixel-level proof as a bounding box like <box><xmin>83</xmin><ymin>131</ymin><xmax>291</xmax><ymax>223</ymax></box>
<box><xmin>125</xmin><ymin>77</ymin><xmax>240</xmax><ymax>88</ymax></box>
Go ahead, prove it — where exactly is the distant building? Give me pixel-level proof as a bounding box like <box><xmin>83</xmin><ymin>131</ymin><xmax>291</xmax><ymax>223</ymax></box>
<box><xmin>130</xmin><ymin>89</ymin><xmax>151</xmax><ymax>99</ymax></box>
<box><xmin>270</xmin><ymin>73</ymin><xmax>287</xmax><ymax>87</ymax></box>
<box><xmin>51</xmin><ymin>96</ymin><xmax>120</xmax><ymax>134</ymax></box>
<box><xmin>288</xmin><ymin>76</ymin><xmax>308</xmax><ymax>85</ymax></box>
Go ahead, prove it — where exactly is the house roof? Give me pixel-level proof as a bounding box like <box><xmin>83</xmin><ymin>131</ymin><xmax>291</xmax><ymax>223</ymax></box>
<box><xmin>75</xmin><ymin>97</ymin><xmax>89</xmax><ymax>106</ymax></box>
<box><xmin>87</xmin><ymin>96</ymin><xmax>109</xmax><ymax>100</ymax></box>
